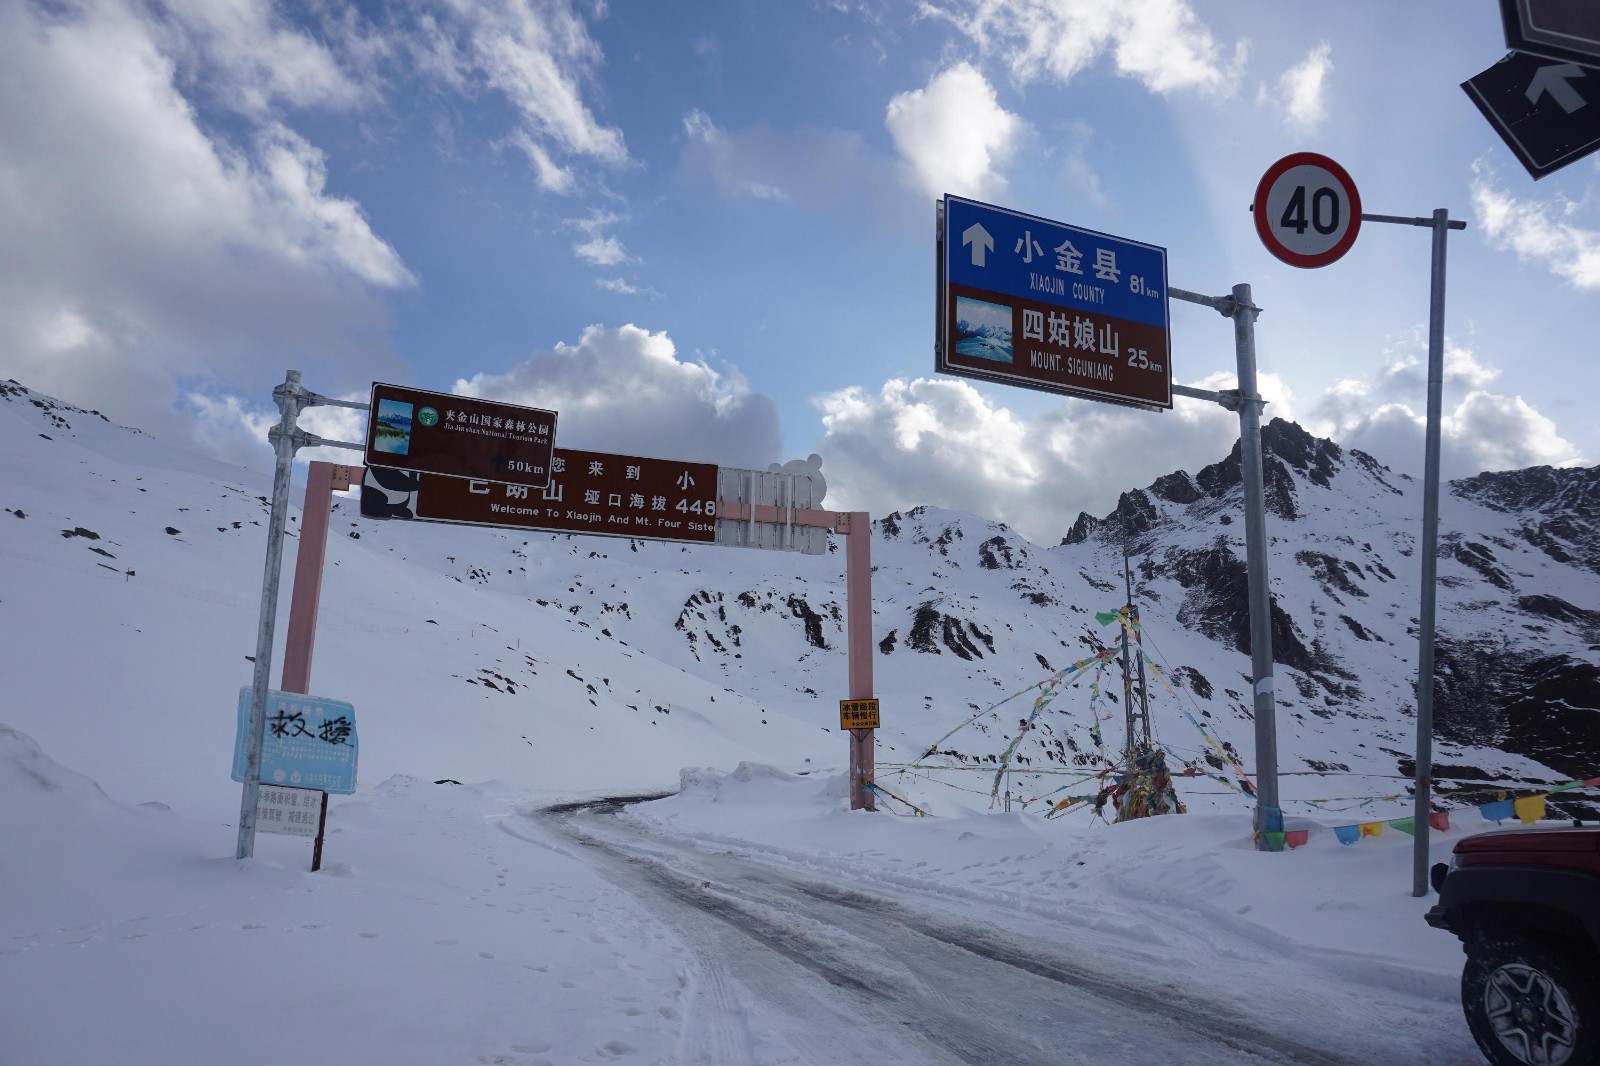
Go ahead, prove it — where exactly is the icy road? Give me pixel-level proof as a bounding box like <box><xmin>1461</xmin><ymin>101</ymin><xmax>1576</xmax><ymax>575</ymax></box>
<box><xmin>534</xmin><ymin>796</ymin><xmax>1479</xmax><ymax>1066</ymax></box>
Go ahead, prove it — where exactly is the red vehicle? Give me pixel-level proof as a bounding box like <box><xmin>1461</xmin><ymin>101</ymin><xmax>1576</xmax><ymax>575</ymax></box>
<box><xmin>1427</xmin><ymin>825</ymin><xmax>1600</xmax><ymax>1066</ymax></box>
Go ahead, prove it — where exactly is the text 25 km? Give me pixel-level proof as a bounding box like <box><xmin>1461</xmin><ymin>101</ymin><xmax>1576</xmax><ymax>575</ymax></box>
<box><xmin>1127</xmin><ymin>348</ymin><xmax>1163</xmax><ymax>372</ymax></box>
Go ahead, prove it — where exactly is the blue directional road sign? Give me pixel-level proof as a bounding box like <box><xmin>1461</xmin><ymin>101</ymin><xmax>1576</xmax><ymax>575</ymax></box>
<box><xmin>232</xmin><ymin>688</ymin><xmax>359</xmax><ymax>794</ymax></box>
<box><xmin>938</xmin><ymin>195</ymin><xmax>1171</xmax><ymax>409</ymax></box>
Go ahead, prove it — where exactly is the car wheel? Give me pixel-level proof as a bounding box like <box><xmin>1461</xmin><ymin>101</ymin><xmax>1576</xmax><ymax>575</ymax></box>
<box><xmin>1461</xmin><ymin>930</ymin><xmax>1598</xmax><ymax>1066</ymax></box>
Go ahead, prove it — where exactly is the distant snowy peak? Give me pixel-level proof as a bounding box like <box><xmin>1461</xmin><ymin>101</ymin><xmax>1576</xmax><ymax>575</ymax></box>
<box><xmin>1062</xmin><ymin>418</ymin><xmax>1404</xmax><ymax>546</ymax></box>
<box><xmin>874</xmin><ymin>505</ymin><xmax>1034</xmax><ymax>570</ymax></box>
<box><xmin>1</xmin><ymin>379</ymin><xmax>131</xmax><ymax>436</ymax></box>
<box><xmin>1453</xmin><ymin>465</ymin><xmax>1600</xmax><ymax>577</ymax></box>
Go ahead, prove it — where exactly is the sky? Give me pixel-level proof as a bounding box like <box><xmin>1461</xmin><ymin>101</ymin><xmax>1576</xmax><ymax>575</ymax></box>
<box><xmin>4</xmin><ymin>0</ymin><xmax>1597</xmax><ymax>544</ymax></box>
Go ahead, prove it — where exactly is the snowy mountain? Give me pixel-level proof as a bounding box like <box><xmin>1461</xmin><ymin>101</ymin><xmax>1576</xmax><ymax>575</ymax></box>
<box><xmin>4</xmin><ymin>377</ymin><xmax>1595</xmax><ymax>825</ymax></box>
<box><xmin>4</xmin><ymin>377</ymin><xmax>1573</xmax><ymax>1064</ymax></box>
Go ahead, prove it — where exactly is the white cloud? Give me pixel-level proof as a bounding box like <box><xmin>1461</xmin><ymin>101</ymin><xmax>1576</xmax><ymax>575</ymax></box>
<box><xmin>1308</xmin><ymin>338</ymin><xmax>1582</xmax><ymax>479</ymax></box>
<box><xmin>454</xmin><ymin>325</ymin><xmax>783</xmax><ymax>468</ymax></box>
<box><xmin>681</xmin><ymin>109</ymin><xmax>889</xmax><ymax>206</ymax></box>
<box><xmin>1473</xmin><ymin>171</ymin><xmax>1600</xmax><ymax>289</ymax></box>
<box><xmin>156</xmin><ymin>0</ymin><xmax>377</xmax><ymax>114</ymax></box>
<box><xmin>922</xmin><ymin>0</ymin><xmax>1245</xmax><ymax>95</ymax></box>
<box><xmin>595</xmin><ymin>277</ymin><xmax>658</xmax><ymax>298</ymax></box>
<box><xmin>0</xmin><ymin>0</ymin><xmax>410</xmax><ymax>456</ymax></box>
<box><xmin>1263</xmin><ymin>41</ymin><xmax>1331</xmax><ymax>132</ymax></box>
<box><xmin>885</xmin><ymin>63</ymin><xmax>1024</xmax><ymax>200</ymax></box>
<box><xmin>506</xmin><ymin>130</ymin><xmax>576</xmax><ymax>193</ymax></box>
<box><xmin>573</xmin><ymin>235</ymin><xmax>631</xmax><ymax>266</ymax></box>
<box><xmin>423</xmin><ymin>0</ymin><xmax>627</xmax><ymax>171</ymax></box>
<box><xmin>389</xmin><ymin>1</ymin><xmax>627</xmax><ymax>193</ymax></box>
<box><xmin>563</xmin><ymin>208</ymin><xmax>635</xmax><ymax>267</ymax></box>
<box><xmin>813</xmin><ymin>375</ymin><xmax>1250</xmax><ymax>543</ymax></box>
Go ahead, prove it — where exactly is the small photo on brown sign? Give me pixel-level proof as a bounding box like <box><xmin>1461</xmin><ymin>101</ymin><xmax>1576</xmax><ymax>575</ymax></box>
<box><xmin>838</xmin><ymin>698</ymin><xmax>880</xmax><ymax>730</ymax></box>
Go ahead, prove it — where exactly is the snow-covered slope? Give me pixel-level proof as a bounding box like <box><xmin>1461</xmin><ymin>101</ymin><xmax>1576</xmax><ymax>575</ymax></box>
<box><xmin>3</xmin><ymin>378</ymin><xmax>1596</xmax><ymax>826</ymax></box>
<box><xmin>0</xmin><ymin>378</ymin><xmax>1569</xmax><ymax>1064</ymax></box>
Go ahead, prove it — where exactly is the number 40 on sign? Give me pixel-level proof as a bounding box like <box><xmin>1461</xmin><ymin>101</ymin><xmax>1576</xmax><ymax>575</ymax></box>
<box><xmin>1253</xmin><ymin>152</ymin><xmax>1362</xmax><ymax>269</ymax></box>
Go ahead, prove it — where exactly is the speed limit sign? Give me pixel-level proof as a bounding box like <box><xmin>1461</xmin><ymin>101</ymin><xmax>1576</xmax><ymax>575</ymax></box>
<box><xmin>1253</xmin><ymin>152</ymin><xmax>1361</xmax><ymax>268</ymax></box>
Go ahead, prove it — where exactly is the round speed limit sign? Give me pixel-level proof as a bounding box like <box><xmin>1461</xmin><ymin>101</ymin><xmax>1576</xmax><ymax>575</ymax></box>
<box><xmin>1253</xmin><ymin>152</ymin><xmax>1361</xmax><ymax>268</ymax></box>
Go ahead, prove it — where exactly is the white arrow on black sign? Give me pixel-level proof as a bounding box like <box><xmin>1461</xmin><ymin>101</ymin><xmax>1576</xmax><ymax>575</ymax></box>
<box><xmin>1463</xmin><ymin>51</ymin><xmax>1600</xmax><ymax>179</ymax></box>
<box><xmin>1527</xmin><ymin>62</ymin><xmax>1589</xmax><ymax>112</ymax></box>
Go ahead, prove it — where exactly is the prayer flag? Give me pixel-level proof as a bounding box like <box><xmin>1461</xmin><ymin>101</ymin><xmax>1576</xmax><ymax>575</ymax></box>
<box><xmin>1360</xmin><ymin>821</ymin><xmax>1384</xmax><ymax>839</ymax></box>
<box><xmin>1285</xmin><ymin>830</ymin><xmax>1309</xmax><ymax>849</ymax></box>
<box><xmin>1388</xmin><ymin>817</ymin><xmax>1416</xmax><ymax>836</ymax></box>
<box><xmin>1334</xmin><ymin>825</ymin><xmax>1361</xmax><ymax>845</ymax></box>
<box><xmin>1514</xmin><ymin>793</ymin><xmax>1547</xmax><ymax>825</ymax></box>
<box><xmin>1480</xmin><ymin>799</ymin><xmax>1515</xmax><ymax>823</ymax></box>
<box><xmin>1429</xmin><ymin>811</ymin><xmax>1451</xmax><ymax>832</ymax></box>
<box><xmin>1262</xmin><ymin>832</ymin><xmax>1286</xmax><ymax>852</ymax></box>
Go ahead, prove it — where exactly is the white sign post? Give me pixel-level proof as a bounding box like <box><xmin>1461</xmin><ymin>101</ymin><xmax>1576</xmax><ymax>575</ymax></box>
<box><xmin>1253</xmin><ymin>152</ymin><xmax>1362</xmax><ymax>268</ymax></box>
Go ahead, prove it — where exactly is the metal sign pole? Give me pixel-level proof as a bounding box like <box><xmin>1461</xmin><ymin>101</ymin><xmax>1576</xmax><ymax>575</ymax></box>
<box><xmin>1229</xmin><ymin>284</ymin><xmax>1284</xmax><ymax>845</ymax></box>
<box><xmin>236</xmin><ymin>378</ymin><xmax>366</xmax><ymax>861</ymax></box>
<box><xmin>1171</xmin><ymin>284</ymin><xmax>1282</xmax><ymax>848</ymax></box>
<box><xmin>1361</xmin><ymin>210</ymin><xmax>1465</xmax><ymax>896</ymax></box>
<box><xmin>237</xmin><ymin>371</ymin><xmax>305</xmax><ymax>860</ymax></box>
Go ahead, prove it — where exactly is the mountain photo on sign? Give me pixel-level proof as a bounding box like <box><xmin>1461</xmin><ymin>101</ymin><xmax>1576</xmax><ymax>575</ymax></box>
<box><xmin>955</xmin><ymin>297</ymin><xmax>1013</xmax><ymax>363</ymax></box>
<box><xmin>373</xmin><ymin>399</ymin><xmax>414</xmax><ymax>455</ymax></box>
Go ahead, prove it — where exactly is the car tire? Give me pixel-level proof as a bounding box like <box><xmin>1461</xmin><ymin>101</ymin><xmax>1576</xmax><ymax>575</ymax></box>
<box><xmin>1461</xmin><ymin>929</ymin><xmax>1598</xmax><ymax>1066</ymax></box>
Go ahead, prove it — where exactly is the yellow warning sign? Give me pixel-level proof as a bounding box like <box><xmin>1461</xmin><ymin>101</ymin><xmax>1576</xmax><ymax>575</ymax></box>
<box><xmin>839</xmin><ymin>698</ymin><xmax>880</xmax><ymax>730</ymax></box>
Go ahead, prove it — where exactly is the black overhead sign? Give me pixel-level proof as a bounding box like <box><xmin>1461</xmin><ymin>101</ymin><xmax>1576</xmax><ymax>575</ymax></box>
<box><xmin>1501</xmin><ymin>0</ymin><xmax>1600</xmax><ymax>67</ymax></box>
<box><xmin>1462</xmin><ymin>51</ymin><xmax>1600</xmax><ymax>179</ymax></box>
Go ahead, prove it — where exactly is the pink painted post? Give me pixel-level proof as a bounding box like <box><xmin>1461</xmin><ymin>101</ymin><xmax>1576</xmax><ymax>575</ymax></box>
<box><xmin>280</xmin><ymin>462</ymin><xmax>357</xmax><ymax>695</ymax></box>
<box><xmin>845</xmin><ymin>511</ymin><xmax>875</xmax><ymax>811</ymax></box>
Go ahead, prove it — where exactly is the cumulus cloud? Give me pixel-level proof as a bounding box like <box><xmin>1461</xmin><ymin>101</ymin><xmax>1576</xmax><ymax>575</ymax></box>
<box><xmin>1308</xmin><ymin>336</ymin><xmax>1582</xmax><ymax>479</ymax></box>
<box><xmin>922</xmin><ymin>0</ymin><xmax>1245</xmax><ymax>95</ymax></box>
<box><xmin>885</xmin><ymin>63</ymin><xmax>1024</xmax><ymax>200</ymax></box>
<box><xmin>0</xmin><ymin>0</ymin><xmax>644</xmax><ymax>472</ymax></box>
<box><xmin>454</xmin><ymin>325</ymin><xmax>783</xmax><ymax>468</ymax></box>
<box><xmin>0</xmin><ymin>0</ymin><xmax>410</xmax><ymax>456</ymax></box>
<box><xmin>1473</xmin><ymin>170</ymin><xmax>1600</xmax><ymax>289</ymax></box>
<box><xmin>813</xmin><ymin>375</ymin><xmax>1258</xmax><ymax>543</ymax></box>
<box><xmin>1263</xmin><ymin>41</ymin><xmax>1331</xmax><ymax>131</ymax></box>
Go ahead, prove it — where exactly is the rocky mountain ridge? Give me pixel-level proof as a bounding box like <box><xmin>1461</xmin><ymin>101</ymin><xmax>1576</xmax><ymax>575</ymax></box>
<box><xmin>4</xmin><ymin>380</ymin><xmax>1597</xmax><ymax>817</ymax></box>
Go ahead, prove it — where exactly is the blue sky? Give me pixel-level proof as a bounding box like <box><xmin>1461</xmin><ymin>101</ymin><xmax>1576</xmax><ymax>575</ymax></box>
<box><xmin>4</xmin><ymin>0</ymin><xmax>1597</xmax><ymax>542</ymax></box>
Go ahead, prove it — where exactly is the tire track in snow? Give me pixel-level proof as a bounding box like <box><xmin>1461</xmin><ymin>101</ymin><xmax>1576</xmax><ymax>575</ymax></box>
<box><xmin>536</xmin><ymin>797</ymin><xmax>1363</xmax><ymax>1066</ymax></box>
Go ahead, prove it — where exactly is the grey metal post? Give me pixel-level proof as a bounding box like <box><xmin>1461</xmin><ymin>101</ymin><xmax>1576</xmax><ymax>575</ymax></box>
<box><xmin>1361</xmin><ymin>210</ymin><xmax>1466</xmax><ymax>895</ymax></box>
<box><xmin>1230</xmin><ymin>284</ymin><xmax>1283</xmax><ymax>844</ymax></box>
<box><xmin>1412</xmin><ymin>209</ymin><xmax>1451</xmax><ymax>897</ymax></box>
<box><xmin>236</xmin><ymin>370</ymin><xmax>305</xmax><ymax>860</ymax></box>
<box><xmin>1169</xmin><ymin>285</ymin><xmax>1280</xmax><ymax>847</ymax></box>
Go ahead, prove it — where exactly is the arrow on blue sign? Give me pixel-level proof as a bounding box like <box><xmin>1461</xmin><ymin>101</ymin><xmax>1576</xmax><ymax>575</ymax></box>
<box><xmin>962</xmin><ymin>223</ymin><xmax>994</xmax><ymax>267</ymax></box>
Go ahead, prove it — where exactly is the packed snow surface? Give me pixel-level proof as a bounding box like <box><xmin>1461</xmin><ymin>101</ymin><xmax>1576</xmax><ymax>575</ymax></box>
<box><xmin>0</xmin><ymin>382</ymin><xmax>1545</xmax><ymax>1062</ymax></box>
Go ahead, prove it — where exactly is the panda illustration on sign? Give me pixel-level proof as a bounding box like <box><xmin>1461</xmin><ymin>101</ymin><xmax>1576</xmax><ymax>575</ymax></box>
<box><xmin>767</xmin><ymin>453</ymin><xmax>826</xmax><ymax>505</ymax></box>
<box><xmin>360</xmin><ymin>466</ymin><xmax>422</xmax><ymax>519</ymax></box>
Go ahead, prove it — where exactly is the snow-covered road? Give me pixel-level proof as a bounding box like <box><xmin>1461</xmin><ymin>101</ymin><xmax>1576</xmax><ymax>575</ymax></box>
<box><xmin>535</xmin><ymin>796</ymin><xmax>1476</xmax><ymax>1065</ymax></box>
